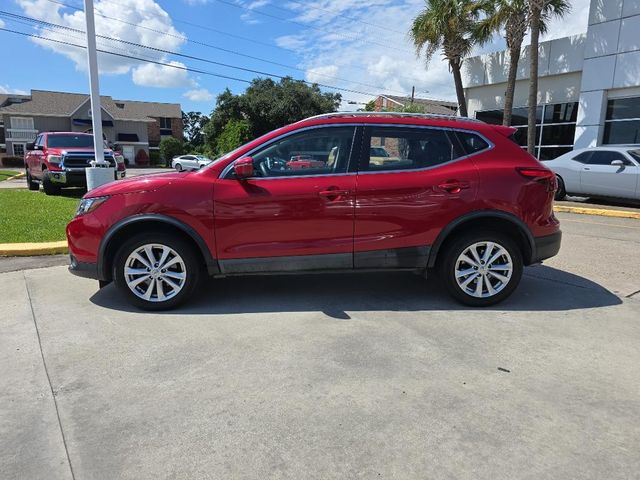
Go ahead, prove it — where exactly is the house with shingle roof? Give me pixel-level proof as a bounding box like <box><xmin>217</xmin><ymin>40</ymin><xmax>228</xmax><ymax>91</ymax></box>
<box><xmin>372</xmin><ymin>95</ymin><xmax>458</xmax><ymax>115</ymax></box>
<box><xmin>0</xmin><ymin>90</ymin><xmax>182</xmax><ymax>164</ymax></box>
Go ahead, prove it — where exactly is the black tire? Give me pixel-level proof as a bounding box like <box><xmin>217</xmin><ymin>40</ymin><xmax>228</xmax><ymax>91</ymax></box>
<box><xmin>175</xmin><ymin>163</ymin><xmax>183</xmax><ymax>172</ymax></box>
<box><xmin>113</xmin><ymin>232</ymin><xmax>202</xmax><ymax>310</ymax></box>
<box><xmin>26</xmin><ymin>170</ymin><xmax>39</xmax><ymax>190</ymax></box>
<box><xmin>42</xmin><ymin>172</ymin><xmax>61</xmax><ymax>195</ymax></box>
<box><xmin>555</xmin><ymin>175</ymin><xmax>566</xmax><ymax>201</ymax></box>
<box><xmin>438</xmin><ymin>231</ymin><xmax>523</xmax><ymax>307</ymax></box>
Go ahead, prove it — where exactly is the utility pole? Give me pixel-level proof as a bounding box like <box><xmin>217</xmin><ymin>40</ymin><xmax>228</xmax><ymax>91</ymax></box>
<box><xmin>411</xmin><ymin>86</ymin><xmax>415</xmax><ymax>104</ymax></box>
<box><xmin>83</xmin><ymin>0</ymin><xmax>104</xmax><ymax>162</ymax></box>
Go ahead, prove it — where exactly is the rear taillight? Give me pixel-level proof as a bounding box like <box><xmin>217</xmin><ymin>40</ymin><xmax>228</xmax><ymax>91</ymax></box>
<box><xmin>516</xmin><ymin>167</ymin><xmax>556</xmax><ymax>192</ymax></box>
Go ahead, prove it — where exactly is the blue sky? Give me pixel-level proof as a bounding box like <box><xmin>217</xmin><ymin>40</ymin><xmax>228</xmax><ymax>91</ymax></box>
<box><xmin>0</xmin><ymin>0</ymin><xmax>590</xmax><ymax>114</ymax></box>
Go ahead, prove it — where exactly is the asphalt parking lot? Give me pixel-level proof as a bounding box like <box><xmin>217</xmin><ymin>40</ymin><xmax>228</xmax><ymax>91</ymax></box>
<box><xmin>2</xmin><ymin>211</ymin><xmax>639</xmax><ymax>479</ymax></box>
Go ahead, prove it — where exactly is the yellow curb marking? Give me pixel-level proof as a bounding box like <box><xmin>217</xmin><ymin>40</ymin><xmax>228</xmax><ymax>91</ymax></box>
<box><xmin>5</xmin><ymin>172</ymin><xmax>26</xmax><ymax>181</ymax></box>
<box><xmin>554</xmin><ymin>205</ymin><xmax>640</xmax><ymax>220</ymax></box>
<box><xmin>0</xmin><ymin>241</ymin><xmax>68</xmax><ymax>257</ymax></box>
<box><xmin>561</xmin><ymin>218</ymin><xmax>640</xmax><ymax>229</ymax></box>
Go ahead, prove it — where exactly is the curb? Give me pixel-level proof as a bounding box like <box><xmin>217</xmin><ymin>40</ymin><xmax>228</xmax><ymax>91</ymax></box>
<box><xmin>0</xmin><ymin>241</ymin><xmax>68</xmax><ymax>257</ymax></box>
<box><xmin>554</xmin><ymin>205</ymin><xmax>640</xmax><ymax>220</ymax></box>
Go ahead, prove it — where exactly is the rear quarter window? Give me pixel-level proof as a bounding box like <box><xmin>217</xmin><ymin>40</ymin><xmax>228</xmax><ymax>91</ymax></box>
<box><xmin>455</xmin><ymin>131</ymin><xmax>490</xmax><ymax>155</ymax></box>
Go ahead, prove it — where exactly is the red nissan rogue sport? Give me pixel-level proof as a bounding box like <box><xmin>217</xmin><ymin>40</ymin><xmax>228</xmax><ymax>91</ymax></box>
<box><xmin>67</xmin><ymin>113</ymin><xmax>561</xmax><ymax>310</ymax></box>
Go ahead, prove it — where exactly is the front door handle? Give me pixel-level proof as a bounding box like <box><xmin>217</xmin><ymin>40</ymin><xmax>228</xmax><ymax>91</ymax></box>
<box><xmin>438</xmin><ymin>180</ymin><xmax>470</xmax><ymax>194</ymax></box>
<box><xmin>319</xmin><ymin>187</ymin><xmax>350</xmax><ymax>200</ymax></box>
<box><xmin>583</xmin><ymin>167</ymin><xmax>591</xmax><ymax>171</ymax></box>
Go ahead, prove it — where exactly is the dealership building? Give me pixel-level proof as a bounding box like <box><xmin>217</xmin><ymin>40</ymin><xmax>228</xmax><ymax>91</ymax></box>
<box><xmin>464</xmin><ymin>0</ymin><xmax>640</xmax><ymax>160</ymax></box>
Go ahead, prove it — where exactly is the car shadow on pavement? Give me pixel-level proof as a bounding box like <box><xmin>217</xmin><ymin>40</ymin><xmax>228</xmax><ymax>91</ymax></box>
<box><xmin>90</xmin><ymin>265</ymin><xmax>622</xmax><ymax>316</ymax></box>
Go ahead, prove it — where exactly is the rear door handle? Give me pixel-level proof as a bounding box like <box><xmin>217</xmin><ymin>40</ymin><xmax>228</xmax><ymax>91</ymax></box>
<box><xmin>438</xmin><ymin>181</ymin><xmax>470</xmax><ymax>194</ymax></box>
<box><xmin>318</xmin><ymin>188</ymin><xmax>350</xmax><ymax>200</ymax></box>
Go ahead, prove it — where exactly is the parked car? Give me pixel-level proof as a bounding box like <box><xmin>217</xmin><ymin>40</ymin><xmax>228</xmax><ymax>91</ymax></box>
<box><xmin>25</xmin><ymin>132</ymin><xmax>126</xmax><ymax>195</ymax></box>
<box><xmin>67</xmin><ymin>112</ymin><xmax>561</xmax><ymax>310</ymax></box>
<box><xmin>171</xmin><ymin>155</ymin><xmax>212</xmax><ymax>171</ymax></box>
<box><xmin>545</xmin><ymin>147</ymin><xmax>640</xmax><ymax>201</ymax></box>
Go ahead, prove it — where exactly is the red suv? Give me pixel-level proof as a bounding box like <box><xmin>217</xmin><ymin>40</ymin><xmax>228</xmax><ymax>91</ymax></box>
<box><xmin>25</xmin><ymin>132</ymin><xmax>126</xmax><ymax>195</ymax></box>
<box><xmin>67</xmin><ymin>113</ymin><xmax>561</xmax><ymax>310</ymax></box>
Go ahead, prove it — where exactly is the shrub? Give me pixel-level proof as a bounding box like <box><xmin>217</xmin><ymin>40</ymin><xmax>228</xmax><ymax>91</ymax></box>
<box><xmin>159</xmin><ymin>137</ymin><xmax>184</xmax><ymax>161</ymax></box>
<box><xmin>149</xmin><ymin>150</ymin><xmax>163</xmax><ymax>166</ymax></box>
<box><xmin>135</xmin><ymin>149</ymin><xmax>150</xmax><ymax>166</ymax></box>
<box><xmin>1</xmin><ymin>156</ymin><xmax>25</xmax><ymax>168</ymax></box>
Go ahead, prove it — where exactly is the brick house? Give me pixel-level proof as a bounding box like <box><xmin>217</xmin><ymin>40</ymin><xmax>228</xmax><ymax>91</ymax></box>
<box><xmin>0</xmin><ymin>90</ymin><xmax>182</xmax><ymax>165</ymax></box>
<box><xmin>372</xmin><ymin>95</ymin><xmax>458</xmax><ymax>115</ymax></box>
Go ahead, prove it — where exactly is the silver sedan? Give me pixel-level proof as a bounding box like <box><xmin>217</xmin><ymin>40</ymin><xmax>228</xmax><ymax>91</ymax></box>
<box><xmin>545</xmin><ymin>146</ymin><xmax>640</xmax><ymax>201</ymax></box>
<box><xmin>171</xmin><ymin>155</ymin><xmax>213</xmax><ymax>172</ymax></box>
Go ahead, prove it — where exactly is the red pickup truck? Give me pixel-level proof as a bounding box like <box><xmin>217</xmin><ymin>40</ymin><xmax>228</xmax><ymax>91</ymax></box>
<box><xmin>25</xmin><ymin>132</ymin><xmax>126</xmax><ymax>195</ymax></box>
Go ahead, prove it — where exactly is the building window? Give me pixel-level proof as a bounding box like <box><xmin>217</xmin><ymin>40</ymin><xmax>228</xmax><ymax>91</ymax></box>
<box><xmin>10</xmin><ymin>117</ymin><xmax>34</xmax><ymax>130</ymax></box>
<box><xmin>603</xmin><ymin>97</ymin><xmax>640</xmax><ymax>144</ymax></box>
<box><xmin>159</xmin><ymin>117</ymin><xmax>172</xmax><ymax>136</ymax></box>
<box><xmin>475</xmin><ymin>102</ymin><xmax>578</xmax><ymax>160</ymax></box>
<box><xmin>12</xmin><ymin>143</ymin><xmax>26</xmax><ymax>156</ymax></box>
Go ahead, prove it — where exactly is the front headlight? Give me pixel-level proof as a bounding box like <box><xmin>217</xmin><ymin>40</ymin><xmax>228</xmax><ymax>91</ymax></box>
<box><xmin>47</xmin><ymin>155</ymin><xmax>62</xmax><ymax>165</ymax></box>
<box><xmin>76</xmin><ymin>196</ymin><xmax>109</xmax><ymax>216</ymax></box>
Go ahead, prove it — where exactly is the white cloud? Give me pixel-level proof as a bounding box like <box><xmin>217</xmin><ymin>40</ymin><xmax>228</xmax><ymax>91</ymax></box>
<box><xmin>239</xmin><ymin>0</ymin><xmax>271</xmax><ymax>24</ymax></box>
<box><xmin>0</xmin><ymin>18</ymin><xmax>5</xmax><ymax>28</ymax></box>
<box><xmin>306</xmin><ymin>65</ymin><xmax>338</xmax><ymax>83</ymax></box>
<box><xmin>183</xmin><ymin>88</ymin><xmax>213</xmax><ymax>101</ymax></box>
<box><xmin>15</xmin><ymin>0</ymin><xmax>191</xmax><ymax>87</ymax></box>
<box><xmin>132</xmin><ymin>61</ymin><xmax>193</xmax><ymax>87</ymax></box>
<box><xmin>0</xmin><ymin>84</ymin><xmax>28</xmax><ymax>95</ymax></box>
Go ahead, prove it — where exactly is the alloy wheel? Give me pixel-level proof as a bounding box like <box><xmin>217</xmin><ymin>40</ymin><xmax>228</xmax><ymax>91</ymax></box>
<box><xmin>454</xmin><ymin>241</ymin><xmax>513</xmax><ymax>298</ymax></box>
<box><xmin>124</xmin><ymin>244</ymin><xmax>187</xmax><ymax>302</ymax></box>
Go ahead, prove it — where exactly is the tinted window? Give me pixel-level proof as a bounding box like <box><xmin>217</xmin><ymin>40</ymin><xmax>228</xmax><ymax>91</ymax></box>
<box><xmin>588</xmin><ymin>151</ymin><xmax>628</xmax><ymax>165</ymax></box>
<box><xmin>511</xmin><ymin>106</ymin><xmax>542</xmax><ymax>126</ymax></box>
<box><xmin>456</xmin><ymin>131</ymin><xmax>489</xmax><ymax>155</ymax></box>
<box><xmin>366</xmin><ymin>127</ymin><xmax>459</xmax><ymax>172</ymax></box>
<box><xmin>573</xmin><ymin>152</ymin><xmax>591</xmax><ymax>163</ymax></box>
<box><xmin>47</xmin><ymin>134</ymin><xmax>94</xmax><ymax>148</ymax></box>
<box><xmin>35</xmin><ymin>135</ymin><xmax>43</xmax><ymax>147</ymax></box>
<box><xmin>539</xmin><ymin>147</ymin><xmax>572</xmax><ymax>161</ymax></box>
<box><xmin>476</xmin><ymin>110</ymin><xmax>503</xmax><ymax>125</ymax></box>
<box><xmin>541</xmin><ymin>124</ymin><xmax>576</xmax><ymax>145</ymax></box>
<box><xmin>544</xmin><ymin>102</ymin><xmax>578</xmax><ymax>123</ymax></box>
<box><xmin>603</xmin><ymin>120</ymin><xmax>640</xmax><ymax>144</ymax></box>
<box><xmin>627</xmin><ymin>150</ymin><xmax>640</xmax><ymax>162</ymax></box>
<box><xmin>249</xmin><ymin>126</ymin><xmax>355</xmax><ymax>177</ymax></box>
<box><xmin>606</xmin><ymin>97</ymin><xmax>640</xmax><ymax>120</ymax></box>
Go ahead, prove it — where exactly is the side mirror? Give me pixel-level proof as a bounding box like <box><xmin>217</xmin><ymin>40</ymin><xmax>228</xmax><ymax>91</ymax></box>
<box><xmin>611</xmin><ymin>159</ymin><xmax>625</xmax><ymax>167</ymax></box>
<box><xmin>234</xmin><ymin>157</ymin><xmax>254</xmax><ymax>179</ymax></box>
<box><xmin>26</xmin><ymin>142</ymin><xmax>35</xmax><ymax>150</ymax></box>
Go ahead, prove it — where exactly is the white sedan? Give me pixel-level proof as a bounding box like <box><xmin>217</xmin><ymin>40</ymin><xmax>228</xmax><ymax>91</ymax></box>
<box><xmin>171</xmin><ymin>155</ymin><xmax>213</xmax><ymax>172</ymax></box>
<box><xmin>545</xmin><ymin>146</ymin><xmax>640</xmax><ymax>201</ymax></box>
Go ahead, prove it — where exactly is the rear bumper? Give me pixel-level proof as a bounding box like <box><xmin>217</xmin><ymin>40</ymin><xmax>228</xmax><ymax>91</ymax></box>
<box><xmin>68</xmin><ymin>254</ymin><xmax>100</xmax><ymax>280</ymax></box>
<box><xmin>531</xmin><ymin>230</ymin><xmax>562</xmax><ymax>264</ymax></box>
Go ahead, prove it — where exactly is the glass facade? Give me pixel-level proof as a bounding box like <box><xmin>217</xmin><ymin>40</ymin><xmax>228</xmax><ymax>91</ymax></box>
<box><xmin>603</xmin><ymin>97</ymin><xmax>640</xmax><ymax>144</ymax></box>
<box><xmin>475</xmin><ymin>102</ymin><xmax>577</xmax><ymax>160</ymax></box>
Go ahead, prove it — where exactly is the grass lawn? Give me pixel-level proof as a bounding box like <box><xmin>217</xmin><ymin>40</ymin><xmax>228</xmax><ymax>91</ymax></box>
<box><xmin>0</xmin><ymin>170</ymin><xmax>19</xmax><ymax>181</ymax></box>
<box><xmin>0</xmin><ymin>190</ymin><xmax>81</xmax><ymax>243</ymax></box>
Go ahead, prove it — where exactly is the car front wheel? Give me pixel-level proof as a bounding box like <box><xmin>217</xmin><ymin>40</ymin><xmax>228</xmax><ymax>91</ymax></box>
<box><xmin>439</xmin><ymin>232</ymin><xmax>523</xmax><ymax>307</ymax></box>
<box><xmin>113</xmin><ymin>233</ymin><xmax>202</xmax><ymax>310</ymax></box>
<box><xmin>26</xmin><ymin>169</ymin><xmax>39</xmax><ymax>190</ymax></box>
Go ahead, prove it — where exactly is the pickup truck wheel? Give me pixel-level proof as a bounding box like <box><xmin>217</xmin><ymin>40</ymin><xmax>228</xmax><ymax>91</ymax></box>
<box><xmin>439</xmin><ymin>231</ymin><xmax>523</xmax><ymax>307</ymax></box>
<box><xmin>113</xmin><ymin>233</ymin><xmax>202</xmax><ymax>310</ymax></box>
<box><xmin>26</xmin><ymin>170</ymin><xmax>39</xmax><ymax>191</ymax></box>
<box><xmin>42</xmin><ymin>173</ymin><xmax>61</xmax><ymax>195</ymax></box>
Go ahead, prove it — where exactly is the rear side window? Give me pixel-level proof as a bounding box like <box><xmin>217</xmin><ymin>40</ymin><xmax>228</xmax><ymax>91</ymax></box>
<box><xmin>455</xmin><ymin>131</ymin><xmax>490</xmax><ymax>155</ymax></box>
<box><xmin>365</xmin><ymin>127</ymin><xmax>460</xmax><ymax>172</ymax></box>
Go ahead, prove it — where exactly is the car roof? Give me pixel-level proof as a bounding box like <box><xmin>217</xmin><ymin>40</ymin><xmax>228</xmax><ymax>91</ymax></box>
<box><xmin>293</xmin><ymin>112</ymin><xmax>483</xmax><ymax>130</ymax></box>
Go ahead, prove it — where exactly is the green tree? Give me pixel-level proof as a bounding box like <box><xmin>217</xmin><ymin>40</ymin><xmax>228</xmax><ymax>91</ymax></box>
<box><xmin>527</xmin><ymin>0</ymin><xmax>570</xmax><ymax>153</ymax></box>
<box><xmin>216</xmin><ymin>119</ymin><xmax>251</xmax><ymax>155</ymax></box>
<box><xmin>477</xmin><ymin>0</ymin><xmax>570</xmax><ymax>127</ymax></box>
<box><xmin>203</xmin><ymin>77</ymin><xmax>341</xmax><ymax>152</ymax></box>
<box><xmin>159</xmin><ymin>136</ymin><xmax>184</xmax><ymax>162</ymax></box>
<box><xmin>410</xmin><ymin>0</ymin><xmax>489</xmax><ymax>117</ymax></box>
<box><xmin>182</xmin><ymin>111</ymin><xmax>210</xmax><ymax>146</ymax></box>
<box><xmin>364</xmin><ymin>100</ymin><xmax>376</xmax><ymax>111</ymax></box>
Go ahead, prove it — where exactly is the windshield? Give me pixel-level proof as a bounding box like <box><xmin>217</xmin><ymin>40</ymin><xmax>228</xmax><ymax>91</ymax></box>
<box><xmin>47</xmin><ymin>134</ymin><xmax>95</xmax><ymax>148</ymax></box>
<box><xmin>627</xmin><ymin>150</ymin><xmax>640</xmax><ymax>162</ymax></box>
<box><xmin>370</xmin><ymin>147</ymin><xmax>389</xmax><ymax>157</ymax></box>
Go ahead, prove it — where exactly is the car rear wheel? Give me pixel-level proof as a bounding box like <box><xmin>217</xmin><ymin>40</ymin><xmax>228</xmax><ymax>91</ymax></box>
<box><xmin>439</xmin><ymin>231</ymin><xmax>523</xmax><ymax>307</ymax></box>
<box><xmin>175</xmin><ymin>163</ymin><xmax>183</xmax><ymax>172</ymax></box>
<box><xmin>113</xmin><ymin>232</ymin><xmax>202</xmax><ymax>310</ymax></box>
<box><xmin>554</xmin><ymin>175</ymin><xmax>566</xmax><ymax>201</ymax></box>
<box><xmin>26</xmin><ymin>170</ymin><xmax>39</xmax><ymax>190</ymax></box>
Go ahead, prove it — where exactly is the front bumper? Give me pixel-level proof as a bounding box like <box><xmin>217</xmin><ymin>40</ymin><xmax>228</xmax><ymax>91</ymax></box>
<box><xmin>68</xmin><ymin>253</ymin><xmax>100</xmax><ymax>280</ymax></box>
<box><xmin>48</xmin><ymin>168</ymin><xmax>126</xmax><ymax>186</ymax></box>
<box><xmin>531</xmin><ymin>230</ymin><xmax>562</xmax><ymax>264</ymax></box>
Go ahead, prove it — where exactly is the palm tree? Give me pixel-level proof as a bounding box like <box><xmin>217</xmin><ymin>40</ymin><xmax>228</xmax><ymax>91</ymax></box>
<box><xmin>410</xmin><ymin>0</ymin><xmax>489</xmax><ymax>118</ymax></box>
<box><xmin>527</xmin><ymin>0</ymin><xmax>570</xmax><ymax>153</ymax></box>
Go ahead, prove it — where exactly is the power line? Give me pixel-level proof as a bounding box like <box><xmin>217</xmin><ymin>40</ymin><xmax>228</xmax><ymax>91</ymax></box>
<box><xmin>38</xmin><ymin>0</ymin><xmax>426</xmax><ymax>92</ymax></box>
<box><xmin>0</xmin><ymin>10</ymin><xmax>409</xmax><ymax>96</ymax></box>
<box><xmin>0</xmin><ymin>26</ymin><xmax>386</xmax><ymax>98</ymax></box>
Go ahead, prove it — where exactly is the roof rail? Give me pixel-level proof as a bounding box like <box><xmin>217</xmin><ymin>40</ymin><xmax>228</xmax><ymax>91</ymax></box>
<box><xmin>299</xmin><ymin>111</ymin><xmax>484</xmax><ymax>123</ymax></box>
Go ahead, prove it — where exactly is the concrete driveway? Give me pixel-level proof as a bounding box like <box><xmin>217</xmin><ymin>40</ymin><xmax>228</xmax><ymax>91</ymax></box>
<box><xmin>2</xmin><ymin>212</ymin><xmax>640</xmax><ymax>479</ymax></box>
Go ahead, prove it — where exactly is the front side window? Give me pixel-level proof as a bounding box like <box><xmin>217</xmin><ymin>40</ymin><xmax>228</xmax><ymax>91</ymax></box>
<box><xmin>247</xmin><ymin>126</ymin><xmax>355</xmax><ymax>178</ymax></box>
<box><xmin>365</xmin><ymin>127</ymin><xmax>462</xmax><ymax>172</ymax></box>
<box><xmin>627</xmin><ymin>150</ymin><xmax>640</xmax><ymax>163</ymax></box>
<box><xmin>588</xmin><ymin>151</ymin><xmax>629</xmax><ymax>165</ymax></box>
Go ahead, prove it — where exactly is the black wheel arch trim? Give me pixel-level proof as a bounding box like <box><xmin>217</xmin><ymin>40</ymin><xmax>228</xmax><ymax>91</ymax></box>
<box><xmin>97</xmin><ymin>213</ymin><xmax>219</xmax><ymax>281</ymax></box>
<box><xmin>427</xmin><ymin>210</ymin><xmax>536</xmax><ymax>268</ymax></box>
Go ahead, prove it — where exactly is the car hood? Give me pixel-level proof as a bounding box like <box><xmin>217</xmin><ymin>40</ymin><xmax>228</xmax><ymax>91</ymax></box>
<box><xmin>86</xmin><ymin>171</ymin><xmax>189</xmax><ymax>197</ymax></box>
